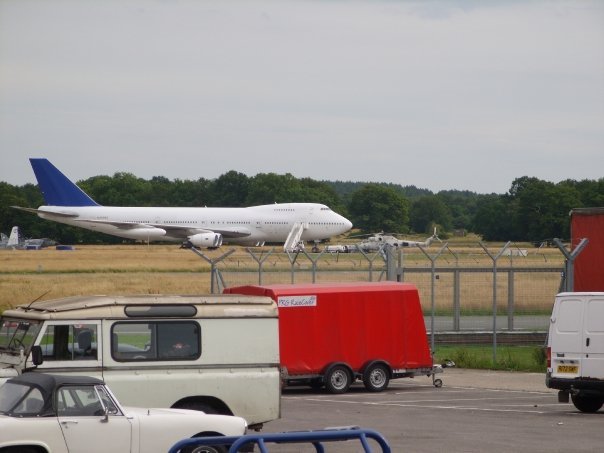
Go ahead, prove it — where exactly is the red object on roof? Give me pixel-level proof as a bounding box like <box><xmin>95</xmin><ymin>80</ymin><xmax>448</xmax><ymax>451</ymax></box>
<box><xmin>571</xmin><ymin>208</ymin><xmax>604</xmax><ymax>291</ymax></box>
<box><xmin>224</xmin><ymin>282</ymin><xmax>432</xmax><ymax>377</ymax></box>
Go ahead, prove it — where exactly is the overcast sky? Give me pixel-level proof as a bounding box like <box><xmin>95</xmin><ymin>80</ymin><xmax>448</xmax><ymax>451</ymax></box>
<box><xmin>0</xmin><ymin>0</ymin><xmax>602</xmax><ymax>195</ymax></box>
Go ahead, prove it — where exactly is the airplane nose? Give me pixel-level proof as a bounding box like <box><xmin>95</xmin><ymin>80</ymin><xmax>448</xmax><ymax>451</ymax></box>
<box><xmin>342</xmin><ymin>216</ymin><xmax>353</xmax><ymax>232</ymax></box>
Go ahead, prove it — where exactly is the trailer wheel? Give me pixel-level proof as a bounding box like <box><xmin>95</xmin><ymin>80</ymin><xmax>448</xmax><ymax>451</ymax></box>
<box><xmin>362</xmin><ymin>363</ymin><xmax>390</xmax><ymax>392</ymax></box>
<box><xmin>571</xmin><ymin>393</ymin><xmax>604</xmax><ymax>413</ymax></box>
<box><xmin>324</xmin><ymin>365</ymin><xmax>352</xmax><ymax>394</ymax></box>
<box><xmin>433</xmin><ymin>378</ymin><xmax>443</xmax><ymax>388</ymax></box>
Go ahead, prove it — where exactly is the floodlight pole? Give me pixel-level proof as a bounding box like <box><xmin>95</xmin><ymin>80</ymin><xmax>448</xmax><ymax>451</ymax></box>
<box><xmin>479</xmin><ymin>241</ymin><xmax>511</xmax><ymax>364</ymax></box>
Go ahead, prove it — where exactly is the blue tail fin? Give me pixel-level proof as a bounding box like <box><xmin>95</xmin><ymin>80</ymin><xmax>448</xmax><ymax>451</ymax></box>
<box><xmin>30</xmin><ymin>158</ymin><xmax>99</xmax><ymax>206</ymax></box>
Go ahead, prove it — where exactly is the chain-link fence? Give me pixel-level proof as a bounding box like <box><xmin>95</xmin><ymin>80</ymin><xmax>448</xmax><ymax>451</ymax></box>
<box><xmin>190</xmin><ymin>242</ymin><xmax>566</xmax><ymax>340</ymax></box>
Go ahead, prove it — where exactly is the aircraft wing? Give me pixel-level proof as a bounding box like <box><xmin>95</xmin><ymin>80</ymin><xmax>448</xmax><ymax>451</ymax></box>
<box><xmin>154</xmin><ymin>224</ymin><xmax>252</xmax><ymax>239</ymax></box>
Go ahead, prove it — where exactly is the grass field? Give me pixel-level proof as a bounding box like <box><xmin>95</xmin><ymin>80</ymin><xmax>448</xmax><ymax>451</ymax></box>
<box><xmin>0</xmin><ymin>242</ymin><xmax>564</xmax><ymax>313</ymax></box>
<box><xmin>433</xmin><ymin>345</ymin><xmax>547</xmax><ymax>372</ymax></box>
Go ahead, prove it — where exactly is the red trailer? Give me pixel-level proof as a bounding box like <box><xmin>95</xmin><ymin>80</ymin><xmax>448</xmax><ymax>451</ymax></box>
<box><xmin>224</xmin><ymin>282</ymin><xmax>443</xmax><ymax>393</ymax></box>
<box><xmin>571</xmin><ymin>207</ymin><xmax>604</xmax><ymax>291</ymax></box>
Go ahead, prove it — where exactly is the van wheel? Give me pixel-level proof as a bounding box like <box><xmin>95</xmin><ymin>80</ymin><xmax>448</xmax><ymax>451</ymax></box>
<box><xmin>324</xmin><ymin>365</ymin><xmax>352</xmax><ymax>394</ymax></box>
<box><xmin>571</xmin><ymin>393</ymin><xmax>604</xmax><ymax>413</ymax></box>
<box><xmin>362</xmin><ymin>363</ymin><xmax>390</xmax><ymax>392</ymax></box>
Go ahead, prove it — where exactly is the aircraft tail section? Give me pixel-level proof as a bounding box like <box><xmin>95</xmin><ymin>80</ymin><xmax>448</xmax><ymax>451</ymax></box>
<box><xmin>30</xmin><ymin>158</ymin><xmax>99</xmax><ymax>207</ymax></box>
<box><xmin>7</xmin><ymin>226</ymin><xmax>19</xmax><ymax>247</ymax></box>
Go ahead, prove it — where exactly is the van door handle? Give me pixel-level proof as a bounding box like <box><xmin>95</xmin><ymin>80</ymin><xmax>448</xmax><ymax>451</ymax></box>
<box><xmin>586</xmin><ymin>337</ymin><xmax>590</xmax><ymax>347</ymax></box>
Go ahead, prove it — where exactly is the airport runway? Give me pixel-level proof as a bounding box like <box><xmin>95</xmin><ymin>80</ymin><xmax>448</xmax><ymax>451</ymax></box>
<box><xmin>264</xmin><ymin>369</ymin><xmax>602</xmax><ymax>452</ymax></box>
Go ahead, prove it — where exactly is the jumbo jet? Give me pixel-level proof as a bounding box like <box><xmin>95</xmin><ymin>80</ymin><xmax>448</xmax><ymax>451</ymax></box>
<box><xmin>12</xmin><ymin>159</ymin><xmax>352</xmax><ymax>251</ymax></box>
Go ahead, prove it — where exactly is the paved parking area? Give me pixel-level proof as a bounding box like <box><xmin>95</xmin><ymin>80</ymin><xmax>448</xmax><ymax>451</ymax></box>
<box><xmin>264</xmin><ymin>369</ymin><xmax>603</xmax><ymax>452</ymax></box>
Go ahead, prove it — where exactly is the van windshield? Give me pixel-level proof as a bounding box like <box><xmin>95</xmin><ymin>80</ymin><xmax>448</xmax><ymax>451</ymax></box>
<box><xmin>0</xmin><ymin>318</ymin><xmax>42</xmax><ymax>354</ymax></box>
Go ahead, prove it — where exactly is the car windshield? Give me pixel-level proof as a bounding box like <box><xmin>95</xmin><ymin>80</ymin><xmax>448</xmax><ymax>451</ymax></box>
<box><xmin>0</xmin><ymin>318</ymin><xmax>42</xmax><ymax>354</ymax></box>
<box><xmin>0</xmin><ymin>382</ymin><xmax>45</xmax><ymax>416</ymax></box>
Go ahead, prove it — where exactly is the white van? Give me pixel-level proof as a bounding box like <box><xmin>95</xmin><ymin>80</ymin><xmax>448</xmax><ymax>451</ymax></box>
<box><xmin>0</xmin><ymin>294</ymin><xmax>281</xmax><ymax>429</ymax></box>
<box><xmin>546</xmin><ymin>292</ymin><xmax>604</xmax><ymax>412</ymax></box>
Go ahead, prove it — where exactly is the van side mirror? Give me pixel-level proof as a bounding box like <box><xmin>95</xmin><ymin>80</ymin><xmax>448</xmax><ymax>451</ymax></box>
<box><xmin>31</xmin><ymin>345</ymin><xmax>43</xmax><ymax>366</ymax></box>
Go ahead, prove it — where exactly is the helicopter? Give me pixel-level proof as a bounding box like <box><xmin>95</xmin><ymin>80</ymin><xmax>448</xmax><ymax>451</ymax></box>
<box><xmin>356</xmin><ymin>228</ymin><xmax>440</xmax><ymax>252</ymax></box>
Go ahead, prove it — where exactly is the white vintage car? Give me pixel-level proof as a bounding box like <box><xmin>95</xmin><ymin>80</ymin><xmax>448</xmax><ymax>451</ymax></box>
<box><xmin>0</xmin><ymin>373</ymin><xmax>247</xmax><ymax>453</ymax></box>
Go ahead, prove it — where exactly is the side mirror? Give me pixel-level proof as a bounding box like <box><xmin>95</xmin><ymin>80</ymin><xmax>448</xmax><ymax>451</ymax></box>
<box><xmin>31</xmin><ymin>345</ymin><xmax>43</xmax><ymax>366</ymax></box>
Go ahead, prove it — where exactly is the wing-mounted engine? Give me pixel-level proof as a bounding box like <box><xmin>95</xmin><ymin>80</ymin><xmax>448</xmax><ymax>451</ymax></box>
<box><xmin>184</xmin><ymin>232</ymin><xmax>223</xmax><ymax>249</ymax></box>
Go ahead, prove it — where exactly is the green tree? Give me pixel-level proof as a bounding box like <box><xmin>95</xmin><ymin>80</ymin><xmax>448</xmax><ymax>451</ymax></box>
<box><xmin>348</xmin><ymin>184</ymin><xmax>409</xmax><ymax>233</ymax></box>
<box><xmin>472</xmin><ymin>195</ymin><xmax>513</xmax><ymax>241</ymax></box>
<box><xmin>409</xmin><ymin>195</ymin><xmax>453</xmax><ymax>233</ymax></box>
<box><xmin>209</xmin><ymin>171</ymin><xmax>249</xmax><ymax>207</ymax></box>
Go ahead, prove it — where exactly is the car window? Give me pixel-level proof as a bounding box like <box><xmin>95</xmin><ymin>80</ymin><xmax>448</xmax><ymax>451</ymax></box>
<box><xmin>111</xmin><ymin>321</ymin><xmax>200</xmax><ymax>361</ymax></box>
<box><xmin>0</xmin><ymin>382</ymin><xmax>44</xmax><ymax>416</ymax></box>
<box><xmin>95</xmin><ymin>385</ymin><xmax>120</xmax><ymax>415</ymax></box>
<box><xmin>39</xmin><ymin>324</ymin><xmax>98</xmax><ymax>361</ymax></box>
<box><xmin>13</xmin><ymin>388</ymin><xmax>44</xmax><ymax>415</ymax></box>
<box><xmin>57</xmin><ymin>386</ymin><xmax>105</xmax><ymax>416</ymax></box>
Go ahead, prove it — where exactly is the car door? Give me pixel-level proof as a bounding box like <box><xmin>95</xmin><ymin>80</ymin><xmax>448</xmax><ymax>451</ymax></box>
<box><xmin>57</xmin><ymin>384</ymin><xmax>132</xmax><ymax>453</ymax></box>
<box><xmin>33</xmin><ymin>320</ymin><xmax>103</xmax><ymax>378</ymax></box>
<box><xmin>582</xmin><ymin>296</ymin><xmax>604</xmax><ymax>377</ymax></box>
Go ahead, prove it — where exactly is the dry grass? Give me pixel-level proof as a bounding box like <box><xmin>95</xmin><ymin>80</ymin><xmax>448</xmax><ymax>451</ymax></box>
<box><xmin>0</xmin><ymin>243</ymin><xmax>564</xmax><ymax>313</ymax></box>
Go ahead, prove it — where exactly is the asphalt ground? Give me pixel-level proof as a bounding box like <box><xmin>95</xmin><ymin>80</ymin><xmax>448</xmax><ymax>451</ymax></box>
<box><xmin>263</xmin><ymin>369</ymin><xmax>603</xmax><ymax>453</ymax></box>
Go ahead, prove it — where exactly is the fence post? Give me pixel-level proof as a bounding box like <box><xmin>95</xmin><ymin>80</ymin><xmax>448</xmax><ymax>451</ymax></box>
<box><xmin>285</xmin><ymin>250</ymin><xmax>301</xmax><ymax>284</ymax></box>
<box><xmin>507</xmin><ymin>270</ymin><xmax>514</xmax><ymax>331</ymax></box>
<box><xmin>479</xmin><ymin>241</ymin><xmax>511</xmax><ymax>363</ymax></box>
<box><xmin>385</xmin><ymin>245</ymin><xmax>397</xmax><ymax>281</ymax></box>
<box><xmin>189</xmin><ymin>247</ymin><xmax>236</xmax><ymax>293</ymax></box>
<box><xmin>453</xmin><ymin>268</ymin><xmax>461</xmax><ymax>331</ymax></box>
<box><xmin>417</xmin><ymin>243</ymin><xmax>449</xmax><ymax>353</ymax></box>
<box><xmin>245</xmin><ymin>248</ymin><xmax>275</xmax><ymax>285</ymax></box>
<box><xmin>300</xmin><ymin>249</ymin><xmax>326</xmax><ymax>283</ymax></box>
<box><xmin>356</xmin><ymin>247</ymin><xmax>384</xmax><ymax>282</ymax></box>
<box><xmin>553</xmin><ymin>238</ymin><xmax>588</xmax><ymax>292</ymax></box>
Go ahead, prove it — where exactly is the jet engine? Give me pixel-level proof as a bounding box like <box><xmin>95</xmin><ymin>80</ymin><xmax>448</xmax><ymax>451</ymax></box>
<box><xmin>122</xmin><ymin>228</ymin><xmax>167</xmax><ymax>240</ymax></box>
<box><xmin>186</xmin><ymin>232</ymin><xmax>223</xmax><ymax>249</ymax></box>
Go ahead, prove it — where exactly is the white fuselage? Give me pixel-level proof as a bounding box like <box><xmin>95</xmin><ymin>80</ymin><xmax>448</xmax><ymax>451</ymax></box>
<box><xmin>37</xmin><ymin>202</ymin><xmax>352</xmax><ymax>245</ymax></box>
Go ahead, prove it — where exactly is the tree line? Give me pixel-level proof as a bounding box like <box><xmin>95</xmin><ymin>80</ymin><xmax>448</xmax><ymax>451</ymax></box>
<box><xmin>0</xmin><ymin>172</ymin><xmax>602</xmax><ymax>245</ymax></box>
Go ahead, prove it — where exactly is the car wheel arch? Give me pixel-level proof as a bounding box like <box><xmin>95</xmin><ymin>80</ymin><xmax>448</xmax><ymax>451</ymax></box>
<box><xmin>173</xmin><ymin>396</ymin><xmax>233</xmax><ymax>416</ymax></box>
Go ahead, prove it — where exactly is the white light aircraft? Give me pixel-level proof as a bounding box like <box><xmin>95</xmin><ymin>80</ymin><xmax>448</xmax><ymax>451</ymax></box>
<box><xmin>13</xmin><ymin>159</ymin><xmax>353</xmax><ymax>251</ymax></box>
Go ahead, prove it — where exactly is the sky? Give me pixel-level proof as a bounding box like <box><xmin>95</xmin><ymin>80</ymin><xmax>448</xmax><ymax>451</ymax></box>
<box><xmin>0</xmin><ymin>0</ymin><xmax>602</xmax><ymax>195</ymax></box>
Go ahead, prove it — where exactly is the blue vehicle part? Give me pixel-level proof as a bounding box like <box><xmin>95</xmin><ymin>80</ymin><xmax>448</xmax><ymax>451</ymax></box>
<box><xmin>168</xmin><ymin>426</ymin><xmax>391</xmax><ymax>453</ymax></box>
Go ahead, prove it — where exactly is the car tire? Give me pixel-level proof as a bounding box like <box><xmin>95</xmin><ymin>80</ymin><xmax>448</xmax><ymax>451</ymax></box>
<box><xmin>571</xmin><ymin>393</ymin><xmax>604</xmax><ymax>413</ymax></box>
